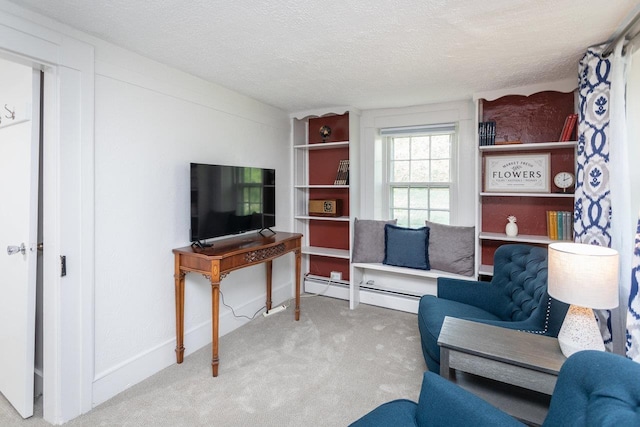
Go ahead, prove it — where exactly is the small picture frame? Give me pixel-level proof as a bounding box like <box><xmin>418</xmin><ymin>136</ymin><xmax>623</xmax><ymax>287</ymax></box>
<box><xmin>484</xmin><ymin>153</ymin><xmax>550</xmax><ymax>193</ymax></box>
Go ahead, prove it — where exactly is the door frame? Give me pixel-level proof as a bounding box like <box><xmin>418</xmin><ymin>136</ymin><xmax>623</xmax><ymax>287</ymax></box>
<box><xmin>0</xmin><ymin>8</ymin><xmax>95</xmax><ymax>424</ymax></box>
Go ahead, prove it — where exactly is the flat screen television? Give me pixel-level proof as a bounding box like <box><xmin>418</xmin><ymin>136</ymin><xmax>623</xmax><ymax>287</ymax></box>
<box><xmin>190</xmin><ymin>163</ymin><xmax>275</xmax><ymax>244</ymax></box>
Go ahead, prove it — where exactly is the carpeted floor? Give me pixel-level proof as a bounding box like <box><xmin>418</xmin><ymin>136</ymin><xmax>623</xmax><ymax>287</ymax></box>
<box><xmin>1</xmin><ymin>295</ymin><xmax>425</xmax><ymax>426</ymax></box>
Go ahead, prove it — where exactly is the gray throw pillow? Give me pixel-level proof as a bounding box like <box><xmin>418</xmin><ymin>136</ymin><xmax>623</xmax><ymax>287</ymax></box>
<box><xmin>425</xmin><ymin>221</ymin><xmax>475</xmax><ymax>276</ymax></box>
<box><xmin>352</xmin><ymin>218</ymin><xmax>397</xmax><ymax>263</ymax></box>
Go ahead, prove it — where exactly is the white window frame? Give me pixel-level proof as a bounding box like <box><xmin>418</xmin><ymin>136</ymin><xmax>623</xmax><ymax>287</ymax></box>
<box><xmin>380</xmin><ymin>124</ymin><xmax>458</xmax><ymax>226</ymax></box>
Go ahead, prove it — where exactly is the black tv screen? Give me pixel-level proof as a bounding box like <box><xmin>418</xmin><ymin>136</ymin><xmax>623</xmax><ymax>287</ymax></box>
<box><xmin>190</xmin><ymin>163</ymin><xmax>275</xmax><ymax>242</ymax></box>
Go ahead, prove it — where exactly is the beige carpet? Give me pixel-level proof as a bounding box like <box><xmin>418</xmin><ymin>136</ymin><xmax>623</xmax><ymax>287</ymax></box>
<box><xmin>1</xmin><ymin>295</ymin><xmax>425</xmax><ymax>426</ymax></box>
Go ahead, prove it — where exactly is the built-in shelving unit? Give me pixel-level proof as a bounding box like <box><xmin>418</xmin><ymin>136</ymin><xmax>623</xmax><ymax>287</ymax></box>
<box><xmin>474</xmin><ymin>80</ymin><xmax>578</xmax><ymax>277</ymax></box>
<box><xmin>291</xmin><ymin>109</ymin><xmax>360</xmax><ymax>297</ymax></box>
<box><xmin>479</xmin><ymin>141</ymin><xmax>576</xmax><ymax>152</ymax></box>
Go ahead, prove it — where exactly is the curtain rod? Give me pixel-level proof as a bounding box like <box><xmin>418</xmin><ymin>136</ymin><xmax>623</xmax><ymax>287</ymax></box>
<box><xmin>602</xmin><ymin>8</ymin><xmax>640</xmax><ymax>57</ymax></box>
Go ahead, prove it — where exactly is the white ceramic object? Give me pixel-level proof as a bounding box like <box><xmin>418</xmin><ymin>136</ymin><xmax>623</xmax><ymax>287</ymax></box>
<box><xmin>505</xmin><ymin>215</ymin><xmax>518</xmax><ymax>237</ymax></box>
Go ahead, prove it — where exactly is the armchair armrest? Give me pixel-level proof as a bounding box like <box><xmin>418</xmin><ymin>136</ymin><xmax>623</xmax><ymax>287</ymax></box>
<box><xmin>349</xmin><ymin>399</ymin><xmax>419</xmax><ymax>427</ymax></box>
<box><xmin>437</xmin><ymin>277</ymin><xmax>508</xmax><ymax>316</ymax></box>
<box><xmin>545</xmin><ymin>350</ymin><xmax>640</xmax><ymax>426</ymax></box>
<box><xmin>415</xmin><ymin>372</ymin><xmax>524</xmax><ymax>426</ymax></box>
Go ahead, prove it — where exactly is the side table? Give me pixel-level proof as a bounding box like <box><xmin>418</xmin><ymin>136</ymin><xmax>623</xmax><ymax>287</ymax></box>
<box><xmin>438</xmin><ymin>316</ymin><xmax>567</xmax><ymax>424</ymax></box>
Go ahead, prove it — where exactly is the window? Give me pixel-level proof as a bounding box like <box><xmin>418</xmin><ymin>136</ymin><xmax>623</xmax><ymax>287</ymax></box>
<box><xmin>382</xmin><ymin>124</ymin><xmax>455</xmax><ymax>227</ymax></box>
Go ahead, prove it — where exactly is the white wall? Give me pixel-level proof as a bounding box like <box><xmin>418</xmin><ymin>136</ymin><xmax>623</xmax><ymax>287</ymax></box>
<box><xmin>90</xmin><ymin>43</ymin><xmax>292</xmax><ymax>404</ymax></box>
<box><xmin>358</xmin><ymin>101</ymin><xmax>476</xmax><ymax>225</ymax></box>
<box><xmin>0</xmin><ymin>2</ymin><xmax>291</xmax><ymax>411</ymax></box>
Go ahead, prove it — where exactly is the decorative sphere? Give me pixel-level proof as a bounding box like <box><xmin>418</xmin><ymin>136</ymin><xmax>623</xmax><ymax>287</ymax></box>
<box><xmin>319</xmin><ymin>125</ymin><xmax>332</xmax><ymax>141</ymax></box>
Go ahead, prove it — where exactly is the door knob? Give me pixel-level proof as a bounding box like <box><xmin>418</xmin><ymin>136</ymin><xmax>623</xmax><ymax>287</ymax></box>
<box><xmin>7</xmin><ymin>243</ymin><xmax>26</xmax><ymax>255</ymax></box>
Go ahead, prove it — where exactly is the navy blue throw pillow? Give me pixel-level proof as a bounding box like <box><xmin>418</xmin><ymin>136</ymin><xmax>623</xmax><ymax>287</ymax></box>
<box><xmin>383</xmin><ymin>224</ymin><xmax>430</xmax><ymax>270</ymax></box>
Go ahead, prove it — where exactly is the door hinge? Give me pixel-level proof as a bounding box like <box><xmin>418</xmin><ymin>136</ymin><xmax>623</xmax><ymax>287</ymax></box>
<box><xmin>60</xmin><ymin>255</ymin><xmax>66</xmax><ymax>277</ymax></box>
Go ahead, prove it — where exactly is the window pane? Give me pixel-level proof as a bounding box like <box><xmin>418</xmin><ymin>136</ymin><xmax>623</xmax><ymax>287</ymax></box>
<box><xmin>393</xmin><ymin>209</ymin><xmax>408</xmax><ymax>227</ymax></box>
<box><xmin>430</xmin><ymin>188</ymin><xmax>449</xmax><ymax>210</ymax></box>
<box><xmin>392</xmin><ymin>138</ymin><xmax>410</xmax><ymax>160</ymax></box>
<box><xmin>431</xmin><ymin>159</ymin><xmax>450</xmax><ymax>182</ymax></box>
<box><xmin>431</xmin><ymin>135</ymin><xmax>451</xmax><ymax>159</ymax></box>
<box><xmin>411</xmin><ymin>137</ymin><xmax>429</xmax><ymax>159</ymax></box>
<box><xmin>391</xmin><ymin>160</ymin><xmax>410</xmax><ymax>182</ymax></box>
<box><xmin>409</xmin><ymin>187</ymin><xmax>428</xmax><ymax>209</ymax></box>
<box><xmin>410</xmin><ymin>210</ymin><xmax>429</xmax><ymax>228</ymax></box>
<box><xmin>430</xmin><ymin>211</ymin><xmax>450</xmax><ymax>224</ymax></box>
<box><xmin>410</xmin><ymin>160</ymin><xmax>429</xmax><ymax>182</ymax></box>
<box><xmin>392</xmin><ymin>187</ymin><xmax>408</xmax><ymax>209</ymax></box>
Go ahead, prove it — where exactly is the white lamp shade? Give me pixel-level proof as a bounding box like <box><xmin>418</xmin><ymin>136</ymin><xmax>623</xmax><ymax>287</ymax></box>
<box><xmin>548</xmin><ymin>242</ymin><xmax>619</xmax><ymax>309</ymax></box>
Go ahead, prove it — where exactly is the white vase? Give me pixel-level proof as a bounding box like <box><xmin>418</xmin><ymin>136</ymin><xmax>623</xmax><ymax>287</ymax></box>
<box><xmin>505</xmin><ymin>221</ymin><xmax>518</xmax><ymax>237</ymax></box>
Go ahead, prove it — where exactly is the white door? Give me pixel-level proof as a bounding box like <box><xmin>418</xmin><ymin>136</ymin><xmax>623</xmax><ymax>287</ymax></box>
<box><xmin>0</xmin><ymin>60</ymin><xmax>38</xmax><ymax>418</ymax></box>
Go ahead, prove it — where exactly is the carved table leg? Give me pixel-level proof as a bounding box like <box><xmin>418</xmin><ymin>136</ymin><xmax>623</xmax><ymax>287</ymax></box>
<box><xmin>174</xmin><ymin>260</ymin><xmax>186</xmax><ymax>363</ymax></box>
<box><xmin>211</xmin><ymin>281</ymin><xmax>220</xmax><ymax>377</ymax></box>
<box><xmin>295</xmin><ymin>248</ymin><xmax>301</xmax><ymax>321</ymax></box>
<box><xmin>266</xmin><ymin>260</ymin><xmax>273</xmax><ymax>311</ymax></box>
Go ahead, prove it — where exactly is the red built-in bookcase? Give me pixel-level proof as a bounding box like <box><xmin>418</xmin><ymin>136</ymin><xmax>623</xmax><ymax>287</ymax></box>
<box><xmin>307</xmin><ymin>113</ymin><xmax>351</xmax><ymax>280</ymax></box>
<box><xmin>478</xmin><ymin>91</ymin><xmax>576</xmax><ymax>270</ymax></box>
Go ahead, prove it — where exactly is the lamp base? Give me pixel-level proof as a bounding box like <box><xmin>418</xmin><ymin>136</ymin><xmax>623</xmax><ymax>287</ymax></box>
<box><xmin>557</xmin><ymin>305</ymin><xmax>605</xmax><ymax>358</ymax></box>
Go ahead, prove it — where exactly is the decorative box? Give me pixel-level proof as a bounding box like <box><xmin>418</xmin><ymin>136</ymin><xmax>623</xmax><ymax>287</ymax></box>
<box><xmin>309</xmin><ymin>199</ymin><xmax>343</xmax><ymax>217</ymax></box>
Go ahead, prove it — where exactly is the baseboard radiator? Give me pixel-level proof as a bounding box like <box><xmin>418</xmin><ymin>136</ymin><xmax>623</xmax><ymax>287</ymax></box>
<box><xmin>304</xmin><ymin>274</ymin><xmax>421</xmax><ymax>299</ymax></box>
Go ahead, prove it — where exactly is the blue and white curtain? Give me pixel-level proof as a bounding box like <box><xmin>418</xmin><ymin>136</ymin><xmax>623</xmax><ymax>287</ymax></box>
<box><xmin>575</xmin><ymin>45</ymin><xmax>614</xmax><ymax>349</ymax></box>
<box><xmin>577</xmin><ymin>40</ymin><xmax>640</xmax><ymax>357</ymax></box>
<box><xmin>627</xmin><ymin>213</ymin><xmax>640</xmax><ymax>361</ymax></box>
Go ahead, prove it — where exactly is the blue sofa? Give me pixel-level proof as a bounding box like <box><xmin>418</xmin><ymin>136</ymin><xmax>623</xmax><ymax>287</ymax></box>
<box><xmin>350</xmin><ymin>350</ymin><xmax>640</xmax><ymax>426</ymax></box>
<box><xmin>418</xmin><ymin>244</ymin><xmax>569</xmax><ymax>373</ymax></box>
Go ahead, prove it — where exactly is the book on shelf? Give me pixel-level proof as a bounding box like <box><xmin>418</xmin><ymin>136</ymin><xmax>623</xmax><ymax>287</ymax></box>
<box><xmin>546</xmin><ymin>210</ymin><xmax>573</xmax><ymax>240</ymax></box>
<box><xmin>478</xmin><ymin>121</ymin><xmax>496</xmax><ymax>146</ymax></box>
<box><xmin>548</xmin><ymin>211</ymin><xmax>557</xmax><ymax>240</ymax></box>
<box><xmin>557</xmin><ymin>211</ymin><xmax>564</xmax><ymax>241</ymax></box>
<box><xmin>559</xmin><ymin>113</ymin><xmax>578</xmax><ymax>142</ymax></box>
<box><xmin>334</xmin><ymin>159</ymin><xmax>349</xmax><ymax>185</ymax></box>
<box><xmin>564</xmin><ymin>210</ymin><xmax>572</xmax><ymax>241</ymax></box>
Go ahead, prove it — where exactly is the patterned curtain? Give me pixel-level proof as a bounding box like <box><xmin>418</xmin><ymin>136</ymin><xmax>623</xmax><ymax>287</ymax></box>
<box><xmin>574</xmin><ymin>45</ymin><xmax>613</xmax><ymax>349</ymax></box>
<box><xmin>627</xmin><ymin>213</ymin><xmax>640</xmax><ymax>361</ymax></box>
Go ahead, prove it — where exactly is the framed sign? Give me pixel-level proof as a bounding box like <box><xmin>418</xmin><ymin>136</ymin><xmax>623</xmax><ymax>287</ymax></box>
<box><xmin>484</xmin><ymin>153</ymin><xmax>550</xmax><ymax>193</ymax></box>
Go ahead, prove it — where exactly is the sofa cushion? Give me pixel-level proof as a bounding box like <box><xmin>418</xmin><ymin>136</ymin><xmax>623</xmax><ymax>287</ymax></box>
<box><xmin>383</xmin><ymin>224</ymin><xmax>430</xmax><ymax>270</ymax></box>
<box><xmin>352</xmin><ymin>218</ymin><xmax>397</xmax><ymax>263</ymax></box>
<box><xmin>417</xmin><ymin>295</ymin><xmax>501</xmax><ymax>372</ymax></box>
<box><xmin>425</xmin><ymin>221</ymin><xmax>475</xmax><ymax>276</ymax></box>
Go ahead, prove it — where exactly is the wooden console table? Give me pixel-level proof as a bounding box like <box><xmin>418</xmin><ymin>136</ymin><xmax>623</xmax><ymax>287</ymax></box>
<box><xmin>172</xmin><ymin>231</ymin><xmax>302</xmax><ymax>377</ymax></box>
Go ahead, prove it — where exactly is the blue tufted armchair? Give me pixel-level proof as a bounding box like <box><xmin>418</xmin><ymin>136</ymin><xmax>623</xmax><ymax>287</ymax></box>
<box><xmin>418</xmin><ymin>244</ymin><xmax>569</xmax><ymax>373</ymax></box>
<box><xmin>349</xmin><ymin>350</ymin><xmax>640</xmax><ymax>426</ymax></box>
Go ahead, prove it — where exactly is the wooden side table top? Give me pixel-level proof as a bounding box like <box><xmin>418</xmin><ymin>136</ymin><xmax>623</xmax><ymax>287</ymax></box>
<box><xmin>437</xmin><ymin>316</ymin><xmax>566</xmax><ymax>424</ymax></box>
<box><xmin>438</xmin><ymin>316</ymin><xmax>566</xmax><ymax>376</ymax></box>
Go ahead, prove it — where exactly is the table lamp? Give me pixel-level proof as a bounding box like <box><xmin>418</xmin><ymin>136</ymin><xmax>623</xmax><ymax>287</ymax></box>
<box><xmin>547</xmin><ymin>242</ymin><xmax>619</xmax><ymax>358</ymax></box>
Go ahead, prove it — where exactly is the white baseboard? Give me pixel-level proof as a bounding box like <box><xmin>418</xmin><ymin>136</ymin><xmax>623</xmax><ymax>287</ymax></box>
<box><xmin>303</xmin><ymin>277</ymin><xmax>350</xmax><ymax>299</ymax></box>
<box><xmin>304</xmin><ymin>277</ymin><xmax>420</xmax><ymax>314</ymax></box>
<box><xmin>92</xmin><ymin>283</ymin><xmax>292</xmax><ymax>407</ymax></box>
<box><xmin>358</xmin><ymin>290</ymin><xmax>419</xmax><ymax>313</ymax></box>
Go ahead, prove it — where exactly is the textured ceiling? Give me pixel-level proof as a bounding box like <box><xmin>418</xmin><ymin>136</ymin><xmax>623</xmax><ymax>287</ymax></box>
<box><xmin>8</xmin><ymin>0</ymin><xmax>640</xmax><ymax>113</ymax></box>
